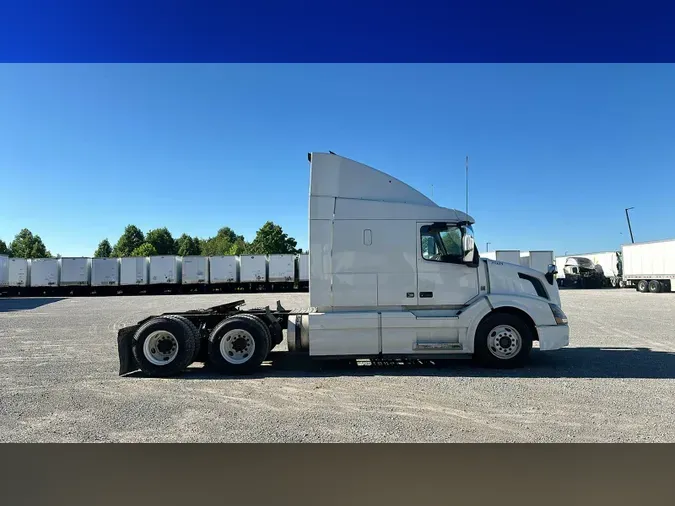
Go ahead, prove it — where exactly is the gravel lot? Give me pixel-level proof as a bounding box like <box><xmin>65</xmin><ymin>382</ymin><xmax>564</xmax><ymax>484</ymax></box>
<box><xmin>1</xmin><ymin>289</ymin><xmax>675</xmax><ymax>442</ymax></box>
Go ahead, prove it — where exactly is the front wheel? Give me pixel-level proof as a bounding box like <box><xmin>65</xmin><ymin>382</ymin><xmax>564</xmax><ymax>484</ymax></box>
<box><xmin>473</xmin><ymin>313</ymin><xmax>533</xmax><ymax>368</ymax></box>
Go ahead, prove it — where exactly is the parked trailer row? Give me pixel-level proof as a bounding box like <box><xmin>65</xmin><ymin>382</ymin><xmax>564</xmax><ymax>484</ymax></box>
<box><xmin>480</xmin><ymin>250</ymin><xmax>555</xmax><ymax>274</ymax></box>
<box><xmin>0</xmin><ymin>253</ymin><xmax>309</xmax><ymax>296</ymax></box>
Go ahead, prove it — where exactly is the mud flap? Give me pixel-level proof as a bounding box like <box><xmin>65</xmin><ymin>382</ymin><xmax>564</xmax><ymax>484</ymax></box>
<box><xmin>117</xmin><ymin>325</ymin><xmax>140</xmax><ymax>376</ymax></box>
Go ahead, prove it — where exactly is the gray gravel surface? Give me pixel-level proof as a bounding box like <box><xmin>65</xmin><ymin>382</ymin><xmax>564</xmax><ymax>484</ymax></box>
<box><xmin>1</xmin><ymin>289</ymin><xmax>675</xmax><ymax>442</ymax></box>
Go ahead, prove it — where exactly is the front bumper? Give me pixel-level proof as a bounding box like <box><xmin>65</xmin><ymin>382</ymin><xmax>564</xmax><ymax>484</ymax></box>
<box><xmin>536</xmin><ymin>324</ymin><xmax>569</xmax><ymax>351</ymax></box>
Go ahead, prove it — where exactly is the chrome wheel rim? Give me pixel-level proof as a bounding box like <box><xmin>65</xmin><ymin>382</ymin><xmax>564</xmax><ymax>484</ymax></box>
<box><xmin>143</xmin><ymin>330</ymin><xmax>179</xmax><ymax>366</ymax></box>
<box><xmin>487</xmin><ymin>325</ymin><xmax>522</xmax><ymax>359</ymax></box>
<box><xmin>220</xmin><ymin>329</ymin><xmax>255</xmax><ymax>364</ymax></box>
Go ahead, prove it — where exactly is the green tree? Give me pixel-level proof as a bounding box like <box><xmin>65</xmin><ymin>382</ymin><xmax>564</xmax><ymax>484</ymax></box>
<box><xmin>226</xmin><ymin>238</ymin><xmax>248</xmax><ymax>256</ymax></box>
<box><xmin>94</xmin><ymin>239</ymin><xmax>113</xmax><ymax>258</ymax></box>
<box><xmin>112</xmin><ymin>225</ymin><xmax>145</xmax><ymax>257</ymax></box>
<box><xmin>248</xmin><ymin>221</ymin><xmax>299</xmax><ymax>254</ymax></box>
<box><xmin>131</xmin><ymin>242</ymin><xmax>158</xmax><ymax>257</ymax></box>
<box><xmin>175</xmin><ymin>234</ymin><xmax>201</xmax><ymax>256</ymax></box>
<box><xmin>9</xmin><ymin>229</ymin><xmax>52</xmax><ymax>258</ymax></box>
<box><xmin>0</xmin><ymin>239</ymin><xmax>9</xmax><ymax>256</ymax></box>
<box><xmin>216</xmin><ymin>227</ymin><xmax>243</xmax><ymax>244</ymax></box>
<box><xmin>145</xmin><ymin>227</ymin><xmax>176</xmax><ymax>255</ymax></box>
<box><xmin>200</xmin><ymin>226</ymin><xmax>245</xmax><ymax>256</ymax></box>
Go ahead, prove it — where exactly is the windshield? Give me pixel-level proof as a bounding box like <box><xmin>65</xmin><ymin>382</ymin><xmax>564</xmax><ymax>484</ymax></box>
<box><xmin>571</xmin><ymin>257</ymin><xmax>594</xmax><ymax>268</ymax></box>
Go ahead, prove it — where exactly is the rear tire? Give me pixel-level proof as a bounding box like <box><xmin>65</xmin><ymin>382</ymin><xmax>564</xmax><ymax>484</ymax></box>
<box><xmin>208</xmin><ymin>315</ymin><xmax>271</xmax><ymax>374</ymax></box>
<box><xmin>637</xmin><ymin>279</ymin><xmax>649</xmax><ymax>293</ymax></box>
<box><xmin>473</xmin><ymin>313</ymin><xmax>533</xmax><ymax>369</ymax></box>
<box><xmin>648</xmin><ymin>280</ymin><xmax>662</xmax><ymax>293</ymax></box>
<box><xmin>164</xmin><ymin>315</ymin><xmax>202</xmax><ymax>362</ymax></box>
<box><xmin>132</xmin><ymin>317</ymin><xmax>196</xmax><ymax>377</ymax></box>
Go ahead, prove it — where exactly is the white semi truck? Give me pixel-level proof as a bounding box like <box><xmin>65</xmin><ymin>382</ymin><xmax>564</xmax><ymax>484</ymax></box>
<box><xmin>555</xmin><ymin>251</ymin><xmax>621</xmax><ymax>288</ymax></box>
<box><xmin>116</xmin><ymin>152</ymin><xmax>569</xmax><ymax>377</ymax></box>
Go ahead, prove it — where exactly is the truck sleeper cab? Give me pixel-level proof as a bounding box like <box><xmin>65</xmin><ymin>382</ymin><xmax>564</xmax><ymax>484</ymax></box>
<box><xmin>116</xmin><ymin>152</ymin><xmax>569</xmax><ymax>377</ymax></box>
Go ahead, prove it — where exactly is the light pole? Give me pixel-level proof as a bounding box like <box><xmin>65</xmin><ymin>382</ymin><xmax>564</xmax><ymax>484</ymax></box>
<box><xmin>625</xmin><ymin>207</ymin><xmax>635</xmax><ymax>243</ymax></box>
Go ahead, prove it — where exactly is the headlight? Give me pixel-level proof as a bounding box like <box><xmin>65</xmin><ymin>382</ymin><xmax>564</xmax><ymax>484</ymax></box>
<box><xmin>549</xmin><ymin>303</ymin><xmax>568</xmax><ymax>325</ymax></box>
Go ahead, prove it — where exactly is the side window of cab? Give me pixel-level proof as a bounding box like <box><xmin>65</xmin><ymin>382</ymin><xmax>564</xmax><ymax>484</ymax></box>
<box><xmin>420</xmin><ymin>224</ymin><xmax>463</xmax><ymax>263</ymax></box>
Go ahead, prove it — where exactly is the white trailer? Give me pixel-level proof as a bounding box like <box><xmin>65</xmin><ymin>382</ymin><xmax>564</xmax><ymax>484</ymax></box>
<box><xmin>0</xmin><ymin>255</ymin><xmax>8</xmax><ymax>287</ymax></box>
<box><xmin>120</xmin><ymin>257</ymin><xmax>150</xmax><ymax>286</ymax></box>
<box><xmin>481</xmin><ymin>250</ymin><xmax>521</xmax><ymax>265</ymax></box>
<box><xmin>520</xmin><ymin>251</ymin><xmax>554</xmax><ymax>273</ymax></box>
<box><xmin>209</xmin><ymin>256</ymin><xmax>238</xmax><ymax>284</ymax></box>
<box><xmin>622</xmin><ymin>239</ymin><xmax>675</xmax><ymax>293</ymax></box>
<box><xmin>30</xmin><ymin>258</ymin><xmax>60</xmax><ymax>288</ymax></box>
<box><xmin>149</xmin><ymin>256</ymin><xmax>181</xmax><ymax>285</ymax></box>
<box><xmin>60</xmin><ymin>257</ymin><xmax>91</xmax><ymax>286</ymax></box>
<box><xmin>240</xmin><ymin>255</ymin><xmax>267</xmax><ymax>284</ymax></box>
<box><xmin>268</xmin><ymin>254</ymin><xmax>295</xmax><ymax>289</ymax></box>
<box><xmin>91</xmin><ymin>258</ymin><xmax>120</xmax><ymax>287</ymax></box>
<box><xmin>554</xmin><ymin>256</ymin><xmax>567</xmax><ymax>282</ymax></box>
<box><xmin>8</xmin><ymin>258</ymin><xmax>30</xmax><ymax>287</ymax></box>
<box><xmin>584</xmin><ymin>251</ymin><xmax>621</xmax><ymax>287</ymax></box>
<box><xmin>181</xmin><ymin>256</ymin><xmax>209</xmax><ymax>285</ymax></box>
<box><xmin>297</xmin><ymin>253</ymin><xmax>309</xmax><ymax>289</ymax></box>
<box><xmin>116</xmin><ymin>152</ymin><xmax>569</xmax><ymax>378</ymax></box>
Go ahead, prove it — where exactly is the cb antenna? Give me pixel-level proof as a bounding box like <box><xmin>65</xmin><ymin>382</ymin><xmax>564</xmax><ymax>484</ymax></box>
<box><xmin>465</xmin><ymin>155</ymin><xmax>469</xmax><ymax>216</ymax></box>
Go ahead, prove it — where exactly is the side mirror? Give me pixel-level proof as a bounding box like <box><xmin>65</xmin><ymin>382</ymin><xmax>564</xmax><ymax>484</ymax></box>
<box><xmin>545</xmin><ymin>264</ymin><xmax>557</xmax><ymax>285</ymax></box>
<box><xmin>462</xmin><ymin>234</ymin><xmax>475</xmax><ymax>263</ymax></box>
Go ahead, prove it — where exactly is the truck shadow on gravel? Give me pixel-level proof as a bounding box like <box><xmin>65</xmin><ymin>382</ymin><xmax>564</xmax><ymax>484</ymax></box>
<box><xmin>0</xmin><ymin>297</ymin><xmax>65</xmax><ymax>312</ymax></box>
<box><xmin>161</xmin><ymin>347</ymin><xmax>675</xmax><ymax>380</ymax></box>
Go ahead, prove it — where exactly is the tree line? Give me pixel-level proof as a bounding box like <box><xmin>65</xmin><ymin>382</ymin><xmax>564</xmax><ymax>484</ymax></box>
<box><xmin>0</xmin><ymin>221</ymin><xmax>302</xmax><ymax>259</ymax></box>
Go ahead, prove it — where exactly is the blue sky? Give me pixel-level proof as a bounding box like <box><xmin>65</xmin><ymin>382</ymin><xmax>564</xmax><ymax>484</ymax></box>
<box><xmin>1</xmin><ymin>64</ymin><xmax>674</xmax><ymax>257</ymax></box>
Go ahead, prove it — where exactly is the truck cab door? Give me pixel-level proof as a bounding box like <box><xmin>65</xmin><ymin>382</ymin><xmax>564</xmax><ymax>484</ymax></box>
<box><xmin>416</xmin><ymin>222</ymin><xmax>480</xmax><ymax>306</ymax></box>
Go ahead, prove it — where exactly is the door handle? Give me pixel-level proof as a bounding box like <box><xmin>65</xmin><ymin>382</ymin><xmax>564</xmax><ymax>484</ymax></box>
<box><xmin>419</xmin><ymin>291</ymin><xmax>433</xmax><ymax>298</ymax></box>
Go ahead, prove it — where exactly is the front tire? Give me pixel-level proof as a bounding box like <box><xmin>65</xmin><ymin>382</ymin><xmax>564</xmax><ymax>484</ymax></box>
<box><xmin>208</xmin><ymin>315</ymin><xmax>271</xmax><ymax>374</ymax></box>
<box><xmin>132</xmin><ymin>317</ymin><xmax>196</xmax><ymax>377</ymax></box>
<box><xmin>473</xmin><ymin>313</ymin><xmax>533</xmax><ymax>368</ymax></box>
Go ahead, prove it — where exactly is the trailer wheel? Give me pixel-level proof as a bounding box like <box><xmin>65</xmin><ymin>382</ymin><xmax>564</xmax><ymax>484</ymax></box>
<box><xmin>132</xmin><ymin>317</ymin><xmax>196</xmax><ymax>377</ymax></box>
<box><xmin>637</xmin><ymin>279</ymin><xmax>649</xmax><ymax>293</ymax></box>
<box><xmin>473</xmin><ymin>313</ymin><xmax>533</xmax><ymax>368</ymax></box>
<box><xmin>208</xmin><ymin>315</ymin><xmax>271</xmax><ymax>374</ymax></box>
<box><xmin>648</xmin><ymin>280</ymin><xmax>662</xmax><ymax>293</ymax></box>
<box><xmin>164</xmin><ymin>315</ymin><xmax>202</xmax><ymax>362</ymax></box>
